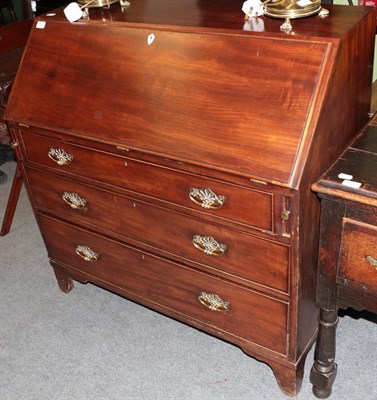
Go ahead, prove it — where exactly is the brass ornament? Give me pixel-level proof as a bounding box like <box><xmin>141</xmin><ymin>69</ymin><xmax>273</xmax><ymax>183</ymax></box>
<box><xmin>198</xmin><ymin>292</ymin><xmax>231</xmax><ymax>312</ymax></box>
<box><xmin>265</xmin><ymin>0</ymin><xmax>322</xmax><ymax>19</ymax></box>
<box><xmin>192</xmin><ymin>235</ymin><xmax>227</xmax><ymax>257</ymax></box>
<box><xmin>263</xmin><ymin>0</ymin><xmax>328</xmax><ymax>32</ymax></box>
<box><xmin>75</xmin><ymin>245</ymin><xmax>100</xmax><ymax>262</ymax></box>
<box><xmin>48</xmin><ymin>148</ymin><xmax>74</xmax><ymax>166</ymax></box>
<box><xmin>62</xmin><ymin>192</ymin><xmax>87</xmax><ymax>210</ymax></box>
<box><xmin>189</xmin><ymin>187</ymin><xmax>226</xmax><ymax>210</ymax></box>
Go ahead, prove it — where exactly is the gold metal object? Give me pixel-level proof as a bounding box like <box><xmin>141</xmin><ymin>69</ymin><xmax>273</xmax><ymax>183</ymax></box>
<box><xmin>281</xmin><ymin>210</ymin><xmax>290</xmax><ymax>221</ymax></box>
<box><xmin>249</xmin><ymin>178</ymin><xmax>268</xmax><ymax>185</ymax></box>
<box><xmin>264</xmin><ymin>0</ymin><xmax>324</xmax><ymax>32</ymax></box>
<box><xmin>264</xmin><ymin>0</ymin><xmax>322</xmax><ymax>19</ymax></box>
<box><xmin>280</xmin><ymin>17</ymin><xmax>293</xmax><ymax>32</ymax></box>
<box><xmin>79</xmin><ymin>0</ymin><xmax>130</xmax><ymax>20</ymax></box>
<box><xmin>78</xmin><ymin>0</ymin><xmax>130</xmax><ymax>8</ymax></box>
<box><xmin>116</xmin><ymin>146</ymin><xmax>130</xmax><ymax>151</ymax></box>
<box><xmin>48</xmin><ymin>148</ymin><xmax>74</xmax><ymax>166</ymax></box>
<box><xmin>198</xmin><ymin>292</ymin><xmax>231</xmax><ymax>312</ymax></box>
<box><xmin>366</xmin><ymin>255</ymin><xmax>377</xmax><ymax>269</ymax></box>
<box><xmin>62</xmin><ymin>192</ymin><xmax>87</xmax><ymax>210</ymax></box>
<box><xmin>189</xmin><ymin>188</ymin><xmax>226</xmax><ymax>210</ymax></box>
<box><xmin>192</xmin><ymin>235</ymin><xmax>227</xmax><ymax>256</ymax></box>
<box><xmin>75</xmin><ymin>245</ymin><xmax>99</xmax><ymax>262</ymax></box>
<box><xmin>10</xmin><ymin>142</ymin><xmax>18</xmax><ymax>150</ymax></box>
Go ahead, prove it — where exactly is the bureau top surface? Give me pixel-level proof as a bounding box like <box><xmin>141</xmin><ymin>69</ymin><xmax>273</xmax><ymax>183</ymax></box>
<box><xmin>313</xmin><ymin>115</ymin><xmax>377</xmax><ymax>206</ymax></box>
<box><xmin>5</xmin><ymin>1</ymin><xmax>375</xmax><ymax>187</ymax></box>
<box><xmin>37</xmin><ymin>1</ymin><xmax>369</xmax><ymax>38</ymax></box>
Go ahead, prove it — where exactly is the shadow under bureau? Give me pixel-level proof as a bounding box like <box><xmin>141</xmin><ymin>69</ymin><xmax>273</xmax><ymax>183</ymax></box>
<box><xmin>4</xmin><ymin>1</ymin><xmax>376</xmax><ymax>396</ymax></box>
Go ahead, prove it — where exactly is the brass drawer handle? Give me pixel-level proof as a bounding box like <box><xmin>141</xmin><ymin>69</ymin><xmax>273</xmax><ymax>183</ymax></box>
<box><xmin>62</xmin><ymin>192</ymin><xmax>87</xmax><ymax>210</ymax></box>
<box><xmin>198</xmin><ymin>292</ymin><xmax>231</xmax><ymax>312</ymax></box>
<box><xmin>366</xmin><ymin>255</ymin><xmax>377</xmax><ymax>269</ymax></box>
<box><xmin>189</xmin><ymin>188</ymin><xmax>226</xmax><ymax>210</ymax></box>
<box><xmin>192</xmin><ymin>235</ymin><xmax>227</xmax><ymax>256</ymax></box>
<box><xmin>75</xmin><ymin>245</ymin><xmax>99</xmax><ymax>262</ymax></box>
<box><xmin>48</xmin><ymin>148</ymin><xmax>74</xmax><ymax>166</ymax></box>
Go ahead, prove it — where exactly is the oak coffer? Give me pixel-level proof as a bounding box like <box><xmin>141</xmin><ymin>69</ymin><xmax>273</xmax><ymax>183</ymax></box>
<box><xmin>4</xmin><ymin>1</ymin><xmax>376</xmax><ymax>396</ymax></box>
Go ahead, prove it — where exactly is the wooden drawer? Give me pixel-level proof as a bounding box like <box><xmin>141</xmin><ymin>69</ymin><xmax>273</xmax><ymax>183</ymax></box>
<box><xmin>38</xmin><ymin>215</ymin><xmax>288</xmax><ymax>355</ymax></box>
<box><xmin>21</xmin><ymin>131</ymin><xmax>273</xmax><ymax>232</ymax></box>
<box><xmin>27</xmin><ymin>168</ymin><xmax>289</xmax><ymax>293</ymax></box>
<box><xmin>338</xmin><ymin>218</ymin><xmax>377</xmax><ymax>293</ymax></box>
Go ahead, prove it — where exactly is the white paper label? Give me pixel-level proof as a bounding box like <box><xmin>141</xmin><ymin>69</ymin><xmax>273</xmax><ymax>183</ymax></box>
<box><xmin>341</xmin><ymin>180</ymin><xmax>362</xmax><ymax>189</ymax></box>
<box><xmin>36</xmin><ymin>21</ymin><xmax>46</xmax><ymax>29</ymax></box>
<box><xmin>338</xmin><ymin>173</ymin><xmax>353</xmax><ymax>180</ymax></box>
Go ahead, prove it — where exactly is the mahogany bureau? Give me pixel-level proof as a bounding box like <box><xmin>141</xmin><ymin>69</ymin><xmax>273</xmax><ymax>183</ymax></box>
<box><xmin>310</xmin><ymin>114</ymin><xmax>377</xmax><ymax>398</ymax></box>
<box><xmin>4</xmin><ymin>1</ymin><xmax>376</xmax><ymax>396</ymax></box>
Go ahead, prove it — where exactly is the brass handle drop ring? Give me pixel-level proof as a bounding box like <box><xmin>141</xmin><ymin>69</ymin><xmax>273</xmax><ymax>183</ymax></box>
<box><xmin>192</xmin><ymin>235</ymin><xmax>227</xmax><ymax>257</ymax></box>
<box><xmin>75</xmin><ymin>245</ymin><xmax>99</xmax><ymax>262</ymax></box>
<box><xmin>198</xmin><ymin>292</ymin><xmax>230</xmax><ymax>312</ymax></box>
<box><xmin>62</xmin><ymin>192</ymin><xmax>87</xmax><ymax>210</ymax></box>
<box><xmin>189</xmin><ymin>187</ymin><xmax>226</xmax><ymax>210</ymax></box>
<box><xmin>48</xmin><ymin>148</ymin><xmax>74</xmax><ymax>166</ymax></box>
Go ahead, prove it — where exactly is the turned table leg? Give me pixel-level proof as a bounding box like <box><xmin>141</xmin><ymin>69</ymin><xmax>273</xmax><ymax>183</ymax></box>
<box><xmin>310</xmin><ymin>308</ymin><xmax>338</xmax><ymax>399</ymax></box>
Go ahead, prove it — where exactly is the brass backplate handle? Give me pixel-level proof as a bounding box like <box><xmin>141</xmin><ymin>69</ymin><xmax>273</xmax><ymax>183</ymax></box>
<box><xmin>75</xmin><ymin>245</ymin><xmax>99</xmax><ymax>262</ymax></box>
<box><xmin>189</xmin><ymin>187</ymin><xmax>226</xmax><ymax>210</ymax></box>
<box><xmin>62</xmin><ymin>192</ymin><xmax>87</xmax><ymax>210</ymax></box>
<box><xmin>192</xmin><ymin>235</ymin><xmax>227</xmax><ymax>256</ymax></box>
<box><xmin>366</xmin><ymin>255</ymin><xmax>377</xmax><ymax>269</ymax></box>
<box><xmin>48</xmin><ymin>148</ymin><xmax>74</xmax><ymax>166</ymax></box>
<box><xmin>198</xmin><ymin>292</ymin><xmax>231</xmax><ymax>312</ymax></box>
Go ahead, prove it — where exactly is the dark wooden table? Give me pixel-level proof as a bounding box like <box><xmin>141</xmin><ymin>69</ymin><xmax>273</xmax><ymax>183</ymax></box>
<box><xmin>0</xmin><ymin>18</ymin><xmax>32</xmax><ymax>235</ymax></box>
<box><xmin>0</xmin><ymin>19</ymin><xmax>32</xmax><ymax>146</ymax></box>
<box><xmin>310</xmin><ymin>114</ymin><xmax>377</xmax><ymax>398</ymax></box>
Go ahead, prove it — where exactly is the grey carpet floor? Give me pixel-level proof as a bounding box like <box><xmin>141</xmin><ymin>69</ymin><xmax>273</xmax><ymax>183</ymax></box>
<box><xmin>1</xmin><ymin>160</ymin><xmax>376</xmax><ymax>400</ymax></box>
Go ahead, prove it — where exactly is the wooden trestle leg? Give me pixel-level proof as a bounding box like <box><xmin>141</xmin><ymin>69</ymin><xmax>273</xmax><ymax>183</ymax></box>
<box><xmin>310</xmin><ymin>308</ymin><xmax>338</xmax><ymax>399</ymax></box>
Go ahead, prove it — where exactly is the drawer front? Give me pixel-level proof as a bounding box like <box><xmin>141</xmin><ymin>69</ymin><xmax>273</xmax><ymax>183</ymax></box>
<box><xmin>21</xmin><ymin>131</ymin><xmax>273</xmax><ymax>231</ymax></box>
<box><xmin>27</xmin><ymin>168</ymin><xmax>289</xmax><ymax>293</ymax></box>
<box><xmin>38</xmin><ymin>215</ymin><xmax>288</xmax><ymax>355</ymax></box>
<box><xmin>338</xmin><ymin>218</ymin><xmax>377</xmax><ymax>293</ymax></box>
